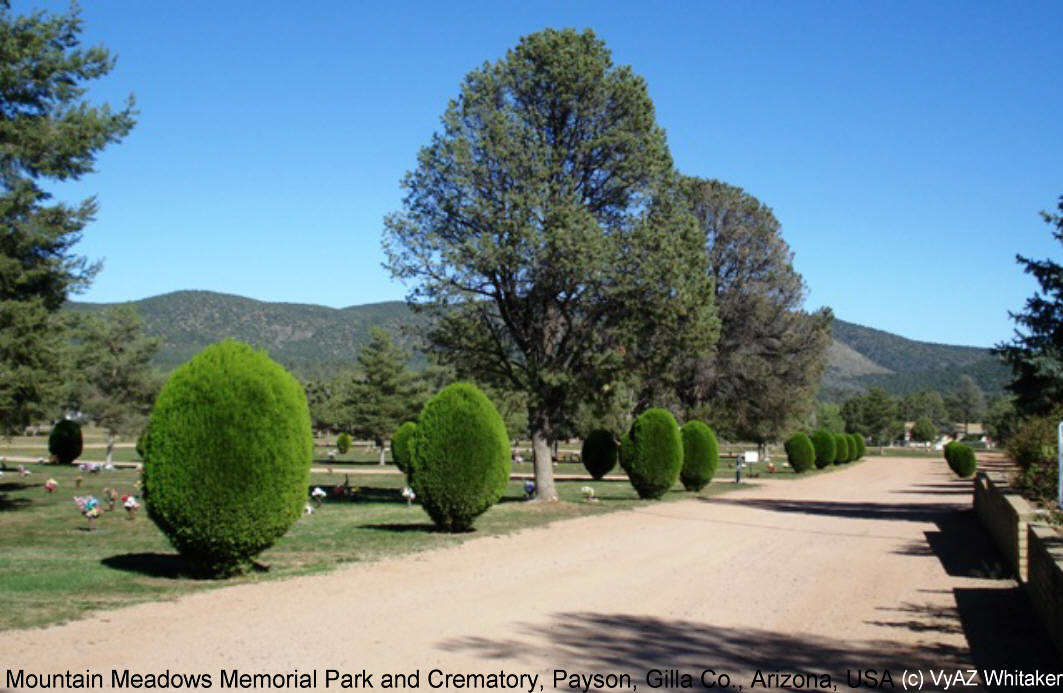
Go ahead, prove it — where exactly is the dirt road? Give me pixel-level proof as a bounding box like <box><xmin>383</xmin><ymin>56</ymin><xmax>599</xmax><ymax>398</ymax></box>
<box><xmin>3</xmin><ymin>457</ymin><xmax>1059</xmax><ymax>690</ymax></box>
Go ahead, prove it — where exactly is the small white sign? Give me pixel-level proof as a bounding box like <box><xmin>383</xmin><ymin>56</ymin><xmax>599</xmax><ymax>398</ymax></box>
<box><xmin>744</xmin><ymin>450</ymin><xmax>759</xmax><ymax>464</ymax></box>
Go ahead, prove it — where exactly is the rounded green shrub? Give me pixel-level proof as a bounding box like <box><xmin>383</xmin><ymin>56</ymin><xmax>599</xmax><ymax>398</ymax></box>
<box><xmin>943</xmin><ymin>441</ymin><xmax>959</xmax><ymax>466</ymax></box>
<box><xmin>679</xmin><ymin>421</ymin><xmax>718</xmax><ymax>491</ymax></box>
<box><xmin>847</xmin><ymin>433</ymin><xmax>863</xmax><ymax>460</ymax></box>
<box><xmin>391</xmin><ymin>421</ymin><xmax>417</xmax><ymax>475</ymax></box>
<box><xmin>946</xmin><ymin>442</ymin><xmax>977</xmax><ymax>478</ymax></box>
<box><xmin>619</xmin><ymin>408</ymin><xmax>683</xmax><ymax>499</ymax></box>
<box><xmin>48</xmin><ymin>420</ymin><xmax>82</xmax><ymax>465</ymax></box>
<box><xmin>833</xmin><ymin>434</ymin><xmax>851</xmax><ymax>463</ymax></box>
<box><xmin>582</xmin><ymin>429</ymin><xmax>618</xmax><ymax>480</ymax></box>
<box><xmin>336</xmin><ymin>432</ymin><xmax>352</xmax><ymax>454</ymax></box>
<box><xmin>143</xmin><ymin>340</ymin><xmax>313</xmax><ymax>576</ymax></box>
<box><xmin>811</xmin><ymin>430</ymin><xmax>836</xmax><ymax>469</ymax></box>
<box><xmin>410</xmin><ymin>383</ymin><xmax>510</xmax><ymax>531</ymax></box>
<box><xmin>784</xmin><ymin>432</ymin><xmax>815</xmax><ymax>473</ymax></box>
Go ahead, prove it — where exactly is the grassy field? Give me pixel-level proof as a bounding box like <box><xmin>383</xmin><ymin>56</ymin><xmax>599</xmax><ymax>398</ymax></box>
<box><xmin>0</xmin><ymin>459</ymin><xmax>753</xmax><ymax>632</ymax></box>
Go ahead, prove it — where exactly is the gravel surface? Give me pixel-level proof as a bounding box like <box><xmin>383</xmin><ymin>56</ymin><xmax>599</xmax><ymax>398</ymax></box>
<box><xmin>4</xmin><ymin>456</ymin><xmax>1059</xmax><ymax>690</ymax></box>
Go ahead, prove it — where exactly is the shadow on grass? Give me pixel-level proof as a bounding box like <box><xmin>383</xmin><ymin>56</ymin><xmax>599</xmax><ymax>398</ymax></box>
<box><xmin>0</xmin><ymin>494</ymin><xmax>31</xmax><ymax>511</ymax></box>
<box><xmin>102</xmin><ymin>552</ymin><xmax>191</xmax><ymax>579</ymax></box>
<box><xmin>359</xmin><ymin>522</ymin><xmax>443</xmax><ymax>533</ymax></box>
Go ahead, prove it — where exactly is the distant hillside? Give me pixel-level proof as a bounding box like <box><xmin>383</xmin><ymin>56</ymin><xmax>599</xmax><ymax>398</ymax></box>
<box><xmin>67</xmin><ymin>291</ymin><xmax>431</xmax><ymax>377</ymax></box>
<box><xmin>821</xmin><ymin>320</ymin><xmax>1009</xmax><ymax>399</ymax></box>
<box><xmin>68</xmin><ymin>290</ymin><xmax>1010</xmax><ymax>397</ymax></box>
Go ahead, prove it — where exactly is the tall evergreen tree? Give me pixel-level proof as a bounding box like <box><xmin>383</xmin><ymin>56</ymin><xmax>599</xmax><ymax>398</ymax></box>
<box><xmin>677</xmin><ymin>177</ymin><xmax>832</xmax><ymax>446</ymax></box>
<box><xmin>946</xmin><ymin>374</ymin><xmax>986</xmax><ymax>435</ymax></box>
<box><xmin>0</xmin><ymin>1</ymin><xmax>135</xmax><ymax>433</ymax></box>
<box><xmin>995</xmin><ymin>195</ymin><xmax>1063</xmax><ymax>416</ymax></box>
<box><xmin>335</xmin><ymin>328</ymin><xmax>423</xmax><ymax>464</ymax></box>
<box><xmin>383</xmin><ymin>29</ymin><xmax>717</xmax><ymax>500</ymax></box>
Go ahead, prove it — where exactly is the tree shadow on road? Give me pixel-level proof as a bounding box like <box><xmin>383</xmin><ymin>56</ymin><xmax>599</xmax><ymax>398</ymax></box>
<box><xmin>438</xmin><ymin>612</ymin><xmax>971</xmax><ymax>690</ymax></box>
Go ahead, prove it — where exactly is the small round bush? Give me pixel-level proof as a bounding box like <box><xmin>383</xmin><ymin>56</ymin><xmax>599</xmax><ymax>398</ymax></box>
<box><xmin>144</xmin><ymin>340</ymin><xmax>313</xmax><ymax>576</ymax></box>
<box><xmin>943</xmin><ymin>441</ymin><xmax>959</xmax><ymax>466</ymax></box>
<box><xmin>847</xmin><ymin>433</ymin><xmax>863</xmax><ymax>460</ymax></box>
<box><xmin>582</xmin><ymin>429</ymin><xmax>618</xmax><ymax>480</ymax></box>
<box><xmin>336</xmin><ymin>432</ymin><xmax>352</xmax><ymax>454</ymax></box>
<box><xmin>410</xmin><ymin>383</ymin><xmax>510</xmax><ymax>532</ymax></box>
<box><xmin>679</xmin><ymin>421</ymin><xmax>718</xmax><ymax>491</ymax></box>
<box><xmin>48</xmin><ymin>420</ymin><xmax>82</xmax><ymax>465</ymax></box>
<box><xmin>620</xmin><ymin>408</ymin><xmax>683</xmax><ymax>499</ymax></box>
<box><xmin>811</xmin><ymin>430</ymin><xmax>836</xmax><ymax>469</ymax></box>
<box><xmin>833</xmin><ymin>434</ymin><xmax>851</xmax><ymax>464</ymax></box>
<box><xmin>947</xmin><ymin>442</ymin><xmax>977</xmax><ymax>478</ymax></box>
<box><xmin>391</xmin><ymin>421</ymin><xmax>417</xmax><ymax>475</ymax></box>
<box><xmin>784</xmin><ymin>433</ymin><xmax>815</xmax><ymax>473</ymax></box>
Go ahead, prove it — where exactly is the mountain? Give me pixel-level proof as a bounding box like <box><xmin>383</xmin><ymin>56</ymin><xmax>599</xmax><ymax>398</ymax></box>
<box><xmin>67</xmin><ymin>290</ymin><xmax>1010</xmax><ymax>397</ymax></box>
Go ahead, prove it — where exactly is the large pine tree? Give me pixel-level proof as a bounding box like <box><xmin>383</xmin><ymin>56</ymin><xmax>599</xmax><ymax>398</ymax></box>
<box><xmin>0</xmin><ymin>1</ymin><xmax>136</xmax><ymax>433</ymax></box>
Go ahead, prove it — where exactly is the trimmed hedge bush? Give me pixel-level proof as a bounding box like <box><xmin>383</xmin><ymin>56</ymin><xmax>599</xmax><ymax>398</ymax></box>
<box><xmin>391</xmin><ymin>421</ymin><xmax>417</xmax><ymax>475</ymax></box>
<box><xmin>784</xmin><ymin>432</ymin><xmax>815</xmax><ymax>473</ymax></box>
<box><xmin>336</xmin><ymin>432</ymin><xmax>352</xmax><ymax>454</ymax></box>
<box><xmin>848</xmin><ymin>434</ymin><xmax>864</xmax><ymax>460</ymax></box>
<box><xmin>48</xmin><ymin>420</ymin><xmax>82</xmax><ymax>465</ymax></box>
<box><xmin>679</xmin><ymin>421</ymin><xmax>718</xmax><ymax>491</ymax></box>
<box><xmin>811</xmin><ymin>430</ymin><xmax>836</xmax><ymax>469</ymax></box>
<box><xmin>833</xmin><ymin>434</ymin><xmax>851</xmax><ymax>464</ymax></box>
<box><xmin>143</xmin><ymin>340</ymin><xmax>313</xmax><ymax>576</ymax></box>
<box><xmin>945</xmin><ymin>441</ymin><xmax>977</xmax><ymax>478</ymax></box>
<box><xmin>410</xmin><ymin>383</ymin><xmax>510</xmax><ymax>531</ymax></box>
<box><xmin>620</xmin><ymin>408</ymin><xmax>683</xmax><ymax>499</ymax></box>
<box><xmin>582</xmin><ymin>429</ymin><xmax>618</xmax><ymax>480</ymax></box>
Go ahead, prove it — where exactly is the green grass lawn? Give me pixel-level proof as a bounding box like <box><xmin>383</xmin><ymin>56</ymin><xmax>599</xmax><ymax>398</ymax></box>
<box><xmin>0</xmin><ymin>462</ymin><xmax>740</xmax><ymax>632</ymax></box>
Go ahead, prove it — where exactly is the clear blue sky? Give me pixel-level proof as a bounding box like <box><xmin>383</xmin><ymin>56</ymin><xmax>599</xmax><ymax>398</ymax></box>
<box><xmin>30</xmin><ymin>0</ymin><xmax>1063</xmax><ymax>347</ymax></box>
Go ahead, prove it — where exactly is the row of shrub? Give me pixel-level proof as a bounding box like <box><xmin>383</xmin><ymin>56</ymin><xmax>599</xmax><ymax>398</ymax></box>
<box><xmin>579</xmin><ymin>412</ymin><xmax>720</xmax><ymax>498</ymax></box>
<box><xmin>784</xmin><ymin>430</ymin><xmax>866</xmax><ymax>472</ymax></box>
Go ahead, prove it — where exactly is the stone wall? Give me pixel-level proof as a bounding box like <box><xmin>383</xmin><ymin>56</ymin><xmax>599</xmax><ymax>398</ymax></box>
<box><xmin>973</xmin><ymin>471</ymin><xmax>1036</xmax><ymax>581</ymax></box>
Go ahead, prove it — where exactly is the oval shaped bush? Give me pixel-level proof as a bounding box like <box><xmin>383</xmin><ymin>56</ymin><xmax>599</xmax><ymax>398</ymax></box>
<box><xmin>48</xmin><ymin>420</ymin><xmax>82</xmax><ymax>465</ymax></box>
<box><xmin>943</xmin><ymin>441</ymin><xmax>959</xmax><ymax>466</ymax></box>
<box><xmin>620</xmin><ymin>408</ymin><xmax>683</xmax><ymax>499</ymax></box>
<box><xmin>811</xmin><ymin>430</ymin><xmax>836</xmax><ymax>469</ymax></box>
<box><xmin>582</xmin><ymin>429</ymin><xmax>618</xmax><ymax>480</ymax></box>
<box><xmin>391</xmin><ymin>421</ymin><xmax>417</xmax><ymax>475</ymax></box>
<box><xmin>410</xmin><ymin>383</ymin><xmax>510</xmax><ymax>531</ymax></box>
<box><xmin>143</xmin><ymin>340</ymin><xmax>313</xmax><ymax>576</ymax></box>
<box><xmin>847</xmin><ymin>433</ymin><xmax>862</xmax><ymax>460</ymax></box>
<box><xmin>947</xmin><ymin>442</ymin><xmax>977</xmax><ymax>478</ymax></box>
<box><xmin>336</xmin><ymin>432</ymin><xmax>352</xmax><ymax>454</ymax></box>
<box><xmin>784</xmin><ymin>432</ymin><xmax>815</xmax><ymax>473</ymax></box>
<box><xmin>679</xmin><ymin>421</ymin><xmax>718</xmax><ymax>491</ymax></box>
<box><xmin>833</xmin><ymin>434</ymin><xmax>851</xmax><ymax>464</ymax></box>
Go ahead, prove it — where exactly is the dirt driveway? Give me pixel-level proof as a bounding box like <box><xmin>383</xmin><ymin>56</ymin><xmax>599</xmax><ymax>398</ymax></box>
<box><xmin>3</xmin><ymin>457</ymin><xmax>1059</xmax><ymax>690</ymax></box>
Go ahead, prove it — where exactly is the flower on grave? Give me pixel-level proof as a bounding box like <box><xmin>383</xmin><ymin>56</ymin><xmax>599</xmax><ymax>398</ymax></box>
<box><xmin>45</xmin><ymin>478</ymin><xmax>57</xmax><ymax>492</ymax></box>
<box><xmin>581</xmin><ymin>486</ymin><xmax>596</xmax><ymax>501</ymax></box>
<box><xmin>523</xmin><ymin>480</ymin><xmax>536</xmax><ymax>499</ymax></box>
<box><xmin>401</xmin><ymin>486</ymin><xmax>416</xmax><ymax>505</ymax></box>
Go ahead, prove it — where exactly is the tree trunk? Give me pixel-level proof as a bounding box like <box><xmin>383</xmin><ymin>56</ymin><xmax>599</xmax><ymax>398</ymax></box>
<box><xmin>106</xmin><ymin>431</ymin><xmax>115</xmax><ymax>465</ymax></box>
<box><xmin>530</xmin><ymin>425</ymin><xmax>558</xmax><ymax>502</ymax></box>
<box><xmin>379</xmin><ymin>440</ymin><xmax>387</xmax><ymax>466</ymax></box>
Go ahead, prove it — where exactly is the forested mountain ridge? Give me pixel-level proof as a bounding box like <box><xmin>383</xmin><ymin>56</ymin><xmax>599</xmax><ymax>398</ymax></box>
<box><xmin>68</xmin><ymin>290</ymin><xmax>1009</xmax><ymax>396</ymax></box>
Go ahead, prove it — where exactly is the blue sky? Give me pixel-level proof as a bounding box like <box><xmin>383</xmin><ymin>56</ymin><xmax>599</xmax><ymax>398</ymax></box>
<box><xmin>29</xmin><ymin>0</ymin><xmax>1063</xmax><ymax>347</ymax></box>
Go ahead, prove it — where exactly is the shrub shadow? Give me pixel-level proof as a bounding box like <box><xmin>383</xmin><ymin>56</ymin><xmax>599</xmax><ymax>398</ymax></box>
<box><xmin>359</xmin><ymin>522</ymin><xmax>441</xmax><ymax>533</ymax></box>
<box><xmin>101</xmin><ymin>552</ymin><xmax>191</xmax><ymax>579</ymax></box>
